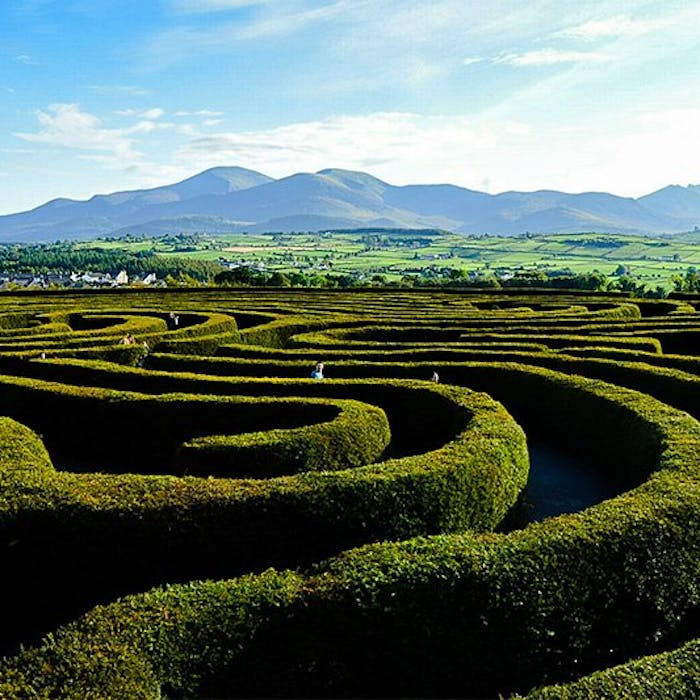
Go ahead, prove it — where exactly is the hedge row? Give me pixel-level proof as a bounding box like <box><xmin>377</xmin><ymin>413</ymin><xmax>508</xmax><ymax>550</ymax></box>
<box><xmin>173</xmin><ymin>398</ymin><xmax>390</xmax><ymax>478</ymax></box>
<box><xmin>287</xmin><ymin>326</ymin><xmax>664</xmax><ymax>354</ymax></box>
<box><xmin>81</xmin><ymin>345</ymin><xmax>700</xmax><ymax>424</ymax></box>
<box><xmin>238</xmin><ymin>314</ymin><xmax>365</xmax><ymax>348</ymax></box>
<box><xmin>0</xmin><ymin>310</ymin><xmax>243</xmax><ymax>361</ymax></box>
<box><xmin>560</xmin><ymin>345</ymin><xmax>700</xmax><ymax>375</ymax></box>
<box><xmin>1</xmin><ymin>363</ymin><xmax>698</xmax><ymax>697</ymax></box>
<box><xmin>147</xmin><ymin>311</ymin><xmax>240</xmax><ymax>354</ymax></box>
<box><xmin>0</xmin><ymin>373</ymin><xmax>392</xmax><ymax>473</ymax></box>
<box><xmin>0</xmin><ymin>322</ymin><xmax>71</xmax><ymax>338</ymax></box>
<box><xmin>0</xmin><ymin>311</ymin><xmax>36</xmax><ymax>330</ymax></box>
<box><xmin>0</xmin><ymin>313</ymin><xmax>167</xmax><ymax>351</ymax></box>
<box><xmin>0</xmin><ymin>376</ymin><xmax>527</xmax><ymax>657</ymax></box>
<box><xmin>521</xmin><ymin>636</ymin><xmax>700</xmax><ymax>699</ymax></box>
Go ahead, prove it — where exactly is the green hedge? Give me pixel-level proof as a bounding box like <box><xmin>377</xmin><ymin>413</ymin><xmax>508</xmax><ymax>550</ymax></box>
<box><xmin>149</xmin><ymin>311</ymin><xmax>240</xmax><ymax>354</ymax></box>
<box><xmin>521</xmin><ymin>637</ymin><xmax>700</xmax><ymax>699</ymax></box>
<box><xmin>0</xmin><ymin>373</ymin><xmax>386</xmax><ymax>472</ymax></box>
<box><xmin>0</xmin><ymin>313</ymin><xmax>166</xmax><ymax>351</ymax></box>
<box><xmin>1</xmin><ymin>364</ymin><xmax>698</xmax><ymax>697</ymax></box>
<box><xmin>560</xmin><ymin>345</ymin><xmax>700</xmax><ymax>376</ymax></box>
<box><xmin>0</xmin><ymin>376</ymin><xmax>527</xmax><ymax>657</ymax></box>
<box><xmin>289</xmin><ymin>327</ymin><xmax>663</xmax><ymax>354</ymax></box>
<box><xmin>0</xmin><ymin>321</ymin><xmax>71</xmax><ymax>337</ymax></box>
<box><xmin>239</xmin><ymin>314</ymin><xmax>367</xmax><ymax>348</ymax></box>
<box><xmin>0</xmin><ymin>288</ymin><xmax>697</xmax><ymax>698</ymax></box>
<box><xmin>0</xmin><ymin>311</ymin><xmax>35</xmax><ymax>330</ymax></box>
<box><xmin>173</xmin><ymin>398</ymin><xmax>390</xmax><ymax>478</ymax></box>
<box><xmin>75</xmin><ymin>345</ymin><xmax>700</xmax><ymax>426</ymax></box>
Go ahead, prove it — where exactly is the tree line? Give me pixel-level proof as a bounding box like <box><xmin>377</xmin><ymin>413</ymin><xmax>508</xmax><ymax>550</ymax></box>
<box><xmin>0</xmin><ymin>243</ymin><xmax>222</xmax><ymax>282</ymax></box>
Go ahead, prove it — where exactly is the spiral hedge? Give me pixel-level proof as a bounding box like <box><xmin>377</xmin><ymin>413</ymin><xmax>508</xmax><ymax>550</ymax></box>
<box><xmin>0</xmin><ymin>287</ymin><xmax>698</xmax><ymax>698</ymax></box>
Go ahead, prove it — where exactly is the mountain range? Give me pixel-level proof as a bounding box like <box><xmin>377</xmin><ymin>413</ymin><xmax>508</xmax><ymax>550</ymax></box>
<box><xmin>2</xmin><ymin>166</ymin><xmax>700</xmax><ymax>241</ymax></box>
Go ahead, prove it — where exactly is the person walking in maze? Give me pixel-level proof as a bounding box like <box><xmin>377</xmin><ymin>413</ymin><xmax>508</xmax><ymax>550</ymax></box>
<box><xmin>430</xmin><ymin>370</ymin><xmax>440</xmax><ymax>383</ymax></box>
<box><xmin>136</xmin><ymin>341</ymin><xmax>150</xmax><ymax>368</ymax></box>
<box><xmin>311</xmin><ymin>361</ymin><xmax>325</xmax><ymax>380</ymax></box>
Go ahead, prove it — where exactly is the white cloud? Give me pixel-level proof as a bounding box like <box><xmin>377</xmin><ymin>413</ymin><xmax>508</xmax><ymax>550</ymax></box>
<box><xmin>176</xmin><ymin>112</ymin><xmax>509</xmax><ymax>187</ymax></box>
<box><xmin>13</xmin><ymin>54</ymin><xmax>36</xmax><ymax>65</ymax></box>
<box><xmin>557</xmin><ymin>15</ymin><xmax>668</xmax><ymax>41</ymax></box>
<box><xmin>495</xmin><ymin>48</ymin><xmax>610</xmax><ymax>66</ymax></box>
<box><xmin>463</xmin><ymin>57</ymin><xmax>484</xmax><ymax>66</ymax></box>
<box><xmin>174</xmin><ymin>109</ymin><xmax>224</xmax><ymax>117</ymax></box>
<box><xmin>7</xmin><ymin>104</ymin><xmax>700</xmax><ymax>213</ymax></box>
<box><xmin>141</xmin><ymin>107</ymin><xmax>165</xmax><ymax>120</ymax></box>
<box><xmin>116</xmin><ymin>107</ymin><xmax>166</xmax><ymax>119</ymax></box>
<box><xmin>169</xmin><ymin>108</ymin><xmax>700</xmax><ymax>198</ymax></box>
<box><xmin>14</xmin><ymin>103</ymin><xmax>142</xmax><ymax>162</ymax></box>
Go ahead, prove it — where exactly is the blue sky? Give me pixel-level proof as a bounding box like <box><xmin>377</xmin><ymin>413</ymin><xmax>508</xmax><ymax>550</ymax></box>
<box><xmin>1</xmin><ymin>0</ymin><xmax>699</xmax><ymax>214</ymax></box>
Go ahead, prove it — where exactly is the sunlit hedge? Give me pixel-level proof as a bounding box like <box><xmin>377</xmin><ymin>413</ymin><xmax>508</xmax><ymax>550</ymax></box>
<box><xmin>1</xmin><ymin>364</ymin><xmax>698</xmax><ymax>698</ymax></box>
<box><xmin>0</xmin><ymin>288</ymin><xmax>697</xmax><ymax>697</ymax></box>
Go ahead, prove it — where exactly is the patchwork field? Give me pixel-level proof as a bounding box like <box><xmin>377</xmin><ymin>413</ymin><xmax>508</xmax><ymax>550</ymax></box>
<box><xmin>83</xmin><ymin>230</ymin><xmax>700</xmax><ymax>288</ymax></box>
<box><xmin>0</xmin><ymin>286</ymin><xmax>699</xmax><ymax>698</ymax></box>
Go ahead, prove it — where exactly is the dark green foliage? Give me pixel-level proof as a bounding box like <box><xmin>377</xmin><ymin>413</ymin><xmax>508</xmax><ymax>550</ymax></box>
<box><xmin>0</xmin><ymin>372</ymin><xmax>527</xmax><ymax>660</ymax></box>
<box><xmin>522</xmin><ymin>637</ymin><xmax>700</xmax><ymax>699</ymax></box>
<box><xmin>1</xmin><ymin>364</ymin><xmax>698</xmax><ymax>697</ymax></box>
<box><xmin>173</xmin><ymin>398</ymin><xmax>391</xmax><ymax>477</ymax></box>
<box><xmin>0</xmin><ymin>288</ymin><xmax>698</xmax><ymax>697</ymax></box>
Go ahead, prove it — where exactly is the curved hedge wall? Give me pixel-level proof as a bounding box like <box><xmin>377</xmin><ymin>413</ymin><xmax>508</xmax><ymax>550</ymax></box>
<box><xmin>0</xmin><ymin>288</ymin><xmax>697</xmax><ymax>697</ymax></box>
<box><xmin>0</xmin><ymin>372</ymin><xmax>527</xmax><ymax>662</ymax></box>
<box><xmin>0</xmin><ymin>363</ymin><xmax>698</xmax><ymax>698</ymax></box>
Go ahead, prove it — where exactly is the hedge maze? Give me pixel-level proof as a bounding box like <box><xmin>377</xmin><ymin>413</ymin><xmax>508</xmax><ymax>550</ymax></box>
<box><xmin>0</xmin><ymin>288</ymin><xmax>698</xmax><ymax>698</ymax></box>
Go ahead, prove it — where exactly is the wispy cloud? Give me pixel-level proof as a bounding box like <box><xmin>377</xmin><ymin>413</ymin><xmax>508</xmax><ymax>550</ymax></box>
<box><xmin>174</xmin><ymin>109</ymin><xmax>224</xmax><ymax>117</ymax></box>
<box><xmin>14</xmin><ymin>104</ymin><xmax>147</xmax><ymax>165</ymax></box>
<box><xmin>149</xmin><ymin>0</ymin><xmax>347</xmax><ymax>64</ymax></box>
<box><xmin>172</xmin><ymin>0</ymin><xmax>281</xmax><ymax>12</ymax></box>
<box><xmin>0</xmin><ymin>147</ymin><xmax>35</xmax><ymax>154</ymax></box>
<box><xmin>13</xmin><ymin>53</ymin><xmax>36</xmax><ymax>65</ymax></box>
<box><xmin>176</xmin><ymin>112</ymin><xmax>503</xmax><ymax>186</ymax></box>
<box><xmin>557</xmin><ymin>15</ymin><xmax>668</xmax><ymax>41</ymax></box>
<box><xmin>115</xmin><ymin>107</ymin><xmax>166</xmax><ymax>119</ymax></box>
<box><xmin>88</xmin><ymin>84</ymin><xmax>151</xmax><ymax>97</ymax></box>
<box><xmin>495</xmin><ymin>48</ymin><xmax>610</xmax><ymax>66</ymax></box>
<box><xmin>171</xmin><ymin>106</ymin><xmax>700</xmax><ymax>198</ymax></box>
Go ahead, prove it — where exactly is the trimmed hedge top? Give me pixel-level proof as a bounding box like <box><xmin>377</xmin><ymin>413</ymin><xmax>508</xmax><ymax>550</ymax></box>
<box><xmin>0</xmin><ymin>288</ymin><xmax>697</xmax><ymax>697</ymax></box>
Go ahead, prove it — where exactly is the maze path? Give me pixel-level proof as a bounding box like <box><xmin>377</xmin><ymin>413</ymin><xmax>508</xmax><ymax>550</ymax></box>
<box><xmin>0</xmin><ymin>288</ymin><xmax>698</xmax><ymax>698</ymax></box>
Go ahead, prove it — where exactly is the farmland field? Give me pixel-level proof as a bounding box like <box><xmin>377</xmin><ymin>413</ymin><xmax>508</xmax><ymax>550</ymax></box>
<box><xmin>79</xmin><ymin>229</ymin><xmax>700</xmax><ymax>289</ymax></box>
<box><xmin>0</xmin><ymin>286</ymin><xmax>699</xmax><ymax>698</ymax></box>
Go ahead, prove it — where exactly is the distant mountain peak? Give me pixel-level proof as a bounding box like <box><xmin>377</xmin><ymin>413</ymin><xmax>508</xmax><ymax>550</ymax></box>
<box><xmin>168</xmin><ymin>166</ymin><xmax>273</xmax><ymax>196</ymax></box>
<box><xmin>1</xmin><ymin>166</ymin><xmax>699</xmax><ymax>241</ymax></box>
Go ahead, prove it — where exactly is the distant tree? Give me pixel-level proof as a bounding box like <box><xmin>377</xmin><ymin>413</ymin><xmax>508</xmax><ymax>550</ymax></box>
<box><xmin>671</xmin><ymin>270</ymin><xmax>700</xmax><ymax>292</ymax></box>
<box><xmin>610</xmin><ymin>275</ymin><xmax>646</xmax><ymax>295</ymax></box>
<box><xmin>215</xmin><ymin>268</ymin><xmax>259</xmax><ymax>286</ymax></box>
<box><xmin>268</xmin><ymin>271</ymin><xmax>291</xmax><ymax>287</ymax></box>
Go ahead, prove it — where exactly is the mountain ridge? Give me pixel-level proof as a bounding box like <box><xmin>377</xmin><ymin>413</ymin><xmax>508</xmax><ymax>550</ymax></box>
<box><xmin>1</xmin><ymin>166</ymin><xmax>699</xmax><ymax>241</ymax></box>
